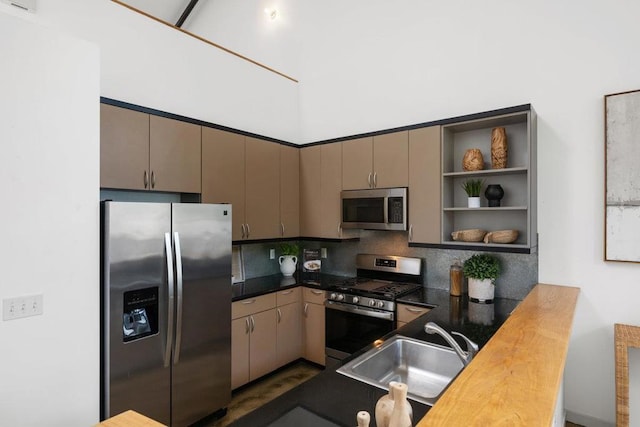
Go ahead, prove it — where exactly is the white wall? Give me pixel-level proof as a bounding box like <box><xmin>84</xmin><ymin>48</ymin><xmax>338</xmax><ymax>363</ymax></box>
<box><xmin>0</xmin><ymin>12</ymin><xmax>99</xmax><ymax>427</ymax></box>
<box><xmin>4</xmin><ymin>0</ymin><xmax>300</xmax><ymax>143</ymax></box>
<box><xmin>295</xmin><ymin>1</ymin><xmax>640</xmax><ymax>425</ymax></box>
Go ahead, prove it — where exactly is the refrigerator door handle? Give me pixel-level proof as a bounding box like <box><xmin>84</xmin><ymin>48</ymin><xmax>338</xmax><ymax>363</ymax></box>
<box><xmin>164</xmin><ymin>232</ymin><xmax>175</xmax><ymax>368</ymax></box>
<box><xmin>173</xmin><ymin>231</ymin><xmax>184</xmax><ymax>364</ymax></box>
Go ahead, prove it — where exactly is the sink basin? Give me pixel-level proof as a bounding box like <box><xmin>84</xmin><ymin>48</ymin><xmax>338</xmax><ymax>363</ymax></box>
<box><xmin>336</xmin><ymin>335</ymin><xmax>464</xmax><ymax>406</ymax></box>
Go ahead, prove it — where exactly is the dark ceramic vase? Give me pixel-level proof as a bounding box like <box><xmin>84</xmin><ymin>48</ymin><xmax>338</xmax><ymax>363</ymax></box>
<box><xmin>484</xmin><ymin>184</ymin><xmax>504</xmax><ymax>207</ymax></box>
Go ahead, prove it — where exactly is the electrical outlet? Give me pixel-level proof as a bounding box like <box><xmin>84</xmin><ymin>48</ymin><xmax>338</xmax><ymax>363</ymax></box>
<box><xmin>3</xmin><ymin>294</ymin><xmax>43</xmax><ymax>321</ymax></box>
<box><xmin>321</xmin><ymin>248</ymin><xmax>327</xmax><ymax>258</ymax></box>
<box><xmin>269</xmin><ymin>248</ymin><xmax>275</xmax><ymax>259</ymax></box>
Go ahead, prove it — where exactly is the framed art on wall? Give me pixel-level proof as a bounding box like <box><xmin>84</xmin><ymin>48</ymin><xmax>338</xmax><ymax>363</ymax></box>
<box><xmin>605</xmin><ymin>89</ymin><xmax>640</xmax><ymax>262</ymax></box>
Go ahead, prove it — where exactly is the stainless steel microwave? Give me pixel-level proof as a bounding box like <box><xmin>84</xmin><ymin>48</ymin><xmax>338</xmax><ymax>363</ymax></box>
<box><xmin>341</xmin><ymin>188</ymin><xmax>407</xmax><ymax>231</ymax></box>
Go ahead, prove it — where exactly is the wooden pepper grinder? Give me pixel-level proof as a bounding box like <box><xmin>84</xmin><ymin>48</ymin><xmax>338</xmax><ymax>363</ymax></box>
<box><xmin>388</xmin><ymin>382</ymin><xmax>412</xmax><ymax>427</ymax></box>
<box><xmin>356</xmin><ymin>411</ymin><xmax>370</xmax><ymax>427</ymax></box>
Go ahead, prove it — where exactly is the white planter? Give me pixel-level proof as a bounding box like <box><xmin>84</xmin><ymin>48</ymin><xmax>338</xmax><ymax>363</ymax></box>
<box><xmin>278</xmin><ymin>255</ymin><xmax>297</xmax><ymax>276</ymax></box>
<box><xmin>468</xmin><ymin>278</ymin><xmax>495</xmax><ymax>302</ymax></box>
<box><xmin>467</xmin><ymin>197</ymin><xmax>481</xmax><ymax>208</ymax></box>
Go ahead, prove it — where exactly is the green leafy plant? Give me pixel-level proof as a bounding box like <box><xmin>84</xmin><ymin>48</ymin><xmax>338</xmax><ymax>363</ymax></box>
<box><xmin>279</xmin><ymin>242</ymin><xmax>299</xmax><ymax>256</ymax></box>
<box><xmin>463</xmin><ymin>253</ymin><xmax>500</xmax><ymax>281</ymax></box>
<box><xmin>461</xmin><ymin>179</ymin><xmax>484</xmax><ymax>197</ymax></box>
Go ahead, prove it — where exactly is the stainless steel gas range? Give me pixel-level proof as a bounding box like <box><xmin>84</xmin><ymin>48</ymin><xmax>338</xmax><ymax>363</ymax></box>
<box><xmin>325</xmin><ymin>254</ymin><xmax>424</xmax><ymax>368</ymax></box>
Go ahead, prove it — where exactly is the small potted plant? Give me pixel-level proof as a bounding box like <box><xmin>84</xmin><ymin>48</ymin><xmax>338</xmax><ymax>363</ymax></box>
<box><xmin>461</xmin><ymin>179</ymin><xmax>484</xmax><ymax>208</ymax></box>
<box><xmin>463</xmin><ymin>253</ymin><xmax>500</xmax><ymax>302</ymax></box>
<box><xmin>278</xmin><ymin>243</ymin><xmax>299</xmax><ymax>277</ymax></box>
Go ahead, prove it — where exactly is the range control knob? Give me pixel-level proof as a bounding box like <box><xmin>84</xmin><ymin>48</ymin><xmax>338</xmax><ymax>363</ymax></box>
<box><xmin>330</xmin><ymin>293</ymin><xmax>337</xmax><ymax>300</ymax></box>
<box><xmin>352</xmin><ymin>297</ymin><xmax>359</xmax><ymax>304</ymax></box>
<box><xmin>369</xmin><ymin>300</ymin><xmax>376</xmax><ymax>307</ymax></box>
<box><xmin>377</xmin><ymin>301</ymin><xmax>385</xmax><ymax>308</ymax></box>
<box><xmin>336</xmin><ymin>294</ymin><xmax>344</xmax><ymax>301</ymax></box>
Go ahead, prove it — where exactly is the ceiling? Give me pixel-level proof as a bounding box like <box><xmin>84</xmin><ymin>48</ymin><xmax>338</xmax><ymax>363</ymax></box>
<box><xmin>114</xmin><ymin>0</ymin><xmax>298</xmax><ymax>80</ymax></box>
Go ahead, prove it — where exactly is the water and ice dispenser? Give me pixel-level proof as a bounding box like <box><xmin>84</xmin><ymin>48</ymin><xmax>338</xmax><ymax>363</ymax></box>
<box><xmin>122</xmin><ymin>287</ymin><xmax>158</xmax><ymax>342</ymax></box>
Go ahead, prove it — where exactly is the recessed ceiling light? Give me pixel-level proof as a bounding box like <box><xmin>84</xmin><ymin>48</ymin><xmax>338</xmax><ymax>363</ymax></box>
<box><xmin>264</xmin><ymin>7</ymin><xmax>278</xmax><ymax>20</ymax></box>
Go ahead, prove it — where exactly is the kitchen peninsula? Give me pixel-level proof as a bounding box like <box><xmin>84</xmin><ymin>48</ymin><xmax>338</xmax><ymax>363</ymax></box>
<box><xmin>229</xmin><ymin>283</ymin><xmax>578</xmax><ymax>426</ymax></box>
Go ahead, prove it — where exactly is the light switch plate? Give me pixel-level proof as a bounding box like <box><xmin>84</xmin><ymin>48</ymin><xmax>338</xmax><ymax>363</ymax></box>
<box><xmin>3</xmin><ymin>294</ymin><xmax>43</xmax><ymax>321</ymax></box>
<box><xmin>321</xmin><ymin>248</ymin><xmax>327</xmax><ymax>258</ymax></box>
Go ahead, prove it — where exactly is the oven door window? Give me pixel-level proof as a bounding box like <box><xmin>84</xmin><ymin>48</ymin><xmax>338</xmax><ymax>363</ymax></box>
<box><xmin>325</xmin><ymin>306</ymin><xmax>394</xmax><ymax>356</ymax></box>
<box><xmin>342</xmin><ymin>197</ymin><xmax>384</xmax><ymax>224</ymax></box>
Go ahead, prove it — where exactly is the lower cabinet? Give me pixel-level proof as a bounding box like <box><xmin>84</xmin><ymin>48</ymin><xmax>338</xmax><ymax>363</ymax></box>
<box><xmin>303</xmin><ymin>288</ymin><xmax>326</xmax><ymax>366</ymax></box>
<box><xmin>232</xmin><ymin>287</ymin><xmax>324</xmax><ymax>389</ymax></box>
<box><xmin>231</xmin><ymin>294</ymin><xmax>278</xmax><ymax>389</ymax></box>
<box><xmin>276</xmin><ymin>288</ymin><xmax>303</xmax><ymax>367</ymax></box>
<box><xmin>396</xmin><ymin>303</ymin><xmax>431</xmax><ymax>328</ymax></box>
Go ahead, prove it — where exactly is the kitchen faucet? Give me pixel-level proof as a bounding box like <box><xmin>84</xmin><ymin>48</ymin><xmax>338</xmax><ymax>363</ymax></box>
<box><xmin>424</xmin><ymin>322</ymin><xmax>479</xmax><ymax>366</ymax></box>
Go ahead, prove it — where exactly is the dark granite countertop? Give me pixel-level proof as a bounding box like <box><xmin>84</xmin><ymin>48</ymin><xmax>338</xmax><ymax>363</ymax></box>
<box><xmin>232</xmin><ymin>272</ymin><xmax>349</xmax><ymax>301</ymax></box>
<box><xmin>229</xmin><ymin>287</ymin><xmax>521</xmax><ymax>427</ymax></box>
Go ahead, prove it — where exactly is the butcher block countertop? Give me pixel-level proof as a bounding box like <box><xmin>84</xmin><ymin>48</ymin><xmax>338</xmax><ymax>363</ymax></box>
<box><xmin>418</xmin><ymin>283</ymin><xmax>580</xmax><ymax>426</ymax></box>
<box><xmin>95</xmin><ymin>410</ymin><xmax>166</xmax><ymax>427</ymax></box>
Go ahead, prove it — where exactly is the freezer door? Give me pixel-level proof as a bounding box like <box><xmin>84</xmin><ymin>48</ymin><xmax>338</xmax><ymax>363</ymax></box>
<box><xmin>102</xmin><ymin>202</ymin><xmax>172</xmax><ymax>424</ymax></box>
<box><xmin>171</xmin><ymin>203</ymin><xmax>232</xmax><ymax>427</ymax></box>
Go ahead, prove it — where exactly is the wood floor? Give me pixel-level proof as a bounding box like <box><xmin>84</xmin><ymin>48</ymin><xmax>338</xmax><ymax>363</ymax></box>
<box><xmin>204</xmin><ymin>361</ymin><xmax>585</xmax><ymax>427</ymax></box>
<box><xmin>206</xmin><ymin>361</ymin><xmax>321</xmax><ymax>427</ymax></box>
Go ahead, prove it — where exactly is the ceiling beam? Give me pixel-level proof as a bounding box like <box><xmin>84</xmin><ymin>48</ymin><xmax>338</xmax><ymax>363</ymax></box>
<box><xmin>175</xmin><ymin>0</ymin><xmax>200</xmax><ymax>28</ymax></box>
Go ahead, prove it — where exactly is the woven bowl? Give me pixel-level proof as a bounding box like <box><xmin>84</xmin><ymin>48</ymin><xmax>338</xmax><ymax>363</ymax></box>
<box><xmin>451</xmin><ymin>229</ymin><xmax>487</xmax><ymax>242</ymax></box>
<box><xmin>483</xmin><ymin>229</ymin><xmax>518</xmax><ymax>244</ymax></box>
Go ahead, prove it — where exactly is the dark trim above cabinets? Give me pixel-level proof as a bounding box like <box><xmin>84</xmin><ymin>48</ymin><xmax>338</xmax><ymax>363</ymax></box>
<box><xmin>304</xmin><ymin>104</ymin><xmax>532</xmax><ymax>147</ymax></box>
<box><xmin>99</xmin><ymin>97</ymin><xmax>298</xmax><ymax>148</ymax></box>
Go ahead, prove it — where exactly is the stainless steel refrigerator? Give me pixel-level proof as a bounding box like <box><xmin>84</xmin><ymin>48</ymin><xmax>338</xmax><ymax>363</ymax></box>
<box><xmin>100</xmin><ymin>201</ymin><xmax>232</xmax><ymax>426</ymax></box>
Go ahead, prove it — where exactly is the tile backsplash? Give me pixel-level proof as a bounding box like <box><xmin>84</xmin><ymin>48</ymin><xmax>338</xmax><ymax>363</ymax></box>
<box><xmin>239</xmin><ymin>230</ymin><xmax>538</xmax><ymax>301</ymax></box>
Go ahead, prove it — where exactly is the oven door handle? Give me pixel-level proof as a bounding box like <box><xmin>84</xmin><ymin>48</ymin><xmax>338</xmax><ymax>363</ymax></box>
<box><xmin>325</xmin><ymin>301</ymin><xmax>395</xmax><ymax>321</ymax></box>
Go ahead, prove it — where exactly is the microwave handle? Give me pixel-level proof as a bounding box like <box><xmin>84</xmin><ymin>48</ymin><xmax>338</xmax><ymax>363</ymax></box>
<box><xmin>383</xmin><ymin>196</ymin><xmax>389</xmax><ymax>224</ymax></box>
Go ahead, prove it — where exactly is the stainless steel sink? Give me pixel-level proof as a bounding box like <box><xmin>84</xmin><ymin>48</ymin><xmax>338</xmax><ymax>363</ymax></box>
<box><xmin>336</xmin><ymin>335</ymin><xmax>464</xmax><ymax>406</ymax></box>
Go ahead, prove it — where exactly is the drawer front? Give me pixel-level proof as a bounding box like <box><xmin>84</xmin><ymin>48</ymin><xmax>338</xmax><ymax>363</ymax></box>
<box><xmin>397</xmin><ymin>303</ymin><xmax>431</xmax><ymax>324</ymax></box>
<box><xmin>303</xmin><ymin>287</ymin><xmax>326</xmax><ymax>304</ymax></box>
<box><xmin>232</xmin><ymin>293</ymin><xmax>277</xmax><ymax>319</ymax></box>
<box><xmin>276</xmin><ymin>287</ymin><xmax>301</xmax><ymax>306</ymax></box>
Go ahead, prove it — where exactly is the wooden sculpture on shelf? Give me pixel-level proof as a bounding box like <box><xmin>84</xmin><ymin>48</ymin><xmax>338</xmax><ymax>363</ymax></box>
<box><xmin>491</xmin><ymin>127</ymin><xmax>508</xmax><ymax>169</ymax></box>
<box><xmin>462</xmin><ymin>148</ymin><xmax>484</xmax><ymax>171</ymax></box>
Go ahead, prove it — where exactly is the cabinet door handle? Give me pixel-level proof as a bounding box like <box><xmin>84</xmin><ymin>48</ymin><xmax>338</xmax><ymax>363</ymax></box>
<box><xmin>245</xmin><ymin>317</ymin><xmax>250</xmax><ymax>334</ymax></box>
<box><xmin>143</xmin><ymin>170</ymin><xmax>149</xmax><ymax>189</ymax></box>
<box><xmin>245</xmin><ymin>223</ymin><xmax>250</xmax><ymax>238</ymax></box>
<box><xmin>241</xmin><ymin>299</ymin><xmax>256</xmax><ymax>305</ymax></box>
<box><xmin>373</xmin><ymin>172</ymin><xmax>377</xmax><ymax>188</ymax></box>
<box><xmin>304</xmin><ymin>303</ymin><xmax>308</xmax><ymax>317</ymax></box>
<box><xmin>249</xmin><ymin>315</ymin><xmax>255</xmax><ymax>332</ymax></box>
<box><xmin>367</xmin><ymin>172</ymin><xmax>372</xmax><ymax>188</ymax></box>
<box><xmin>405</xmin><ymin>306</ymin><xmax>426</xmax><ymax>313</ymax></box>
<box><xmin>277</xmin><ymin>308</ymin><xmax>282</xmax><ymax>323</ymax></box>
<box><xmin>409</xmin><ymin>224</ymin><xmax>413</xmax><ymax>242</ymax></box>
<box><xmin>281</xmin><ymin>222</ymin><xmax>285</xmax><ymax>236</ymax></box>
<box><xmin>150</xmin><ymin>170</ymin><xmax>156</xmax><ymax>189</ymax></box>
<box><xmin>241</xmin><ymin>224</ymin><xmax>246</xmax><ymax>239</ymax></box>
<box><xmin>311</xmin><ymin>290</ymin><xmax>323</xmax><ymax>295</ymax></box>
<box><xmin>337</xmin><ymin>224</ymin><xmax>342</xmax><ymax>238</ymax></box>
<box><xmin>281</xmin><ymin>290</ymin><xmax>293</xmax><ymax>295</ymax></box>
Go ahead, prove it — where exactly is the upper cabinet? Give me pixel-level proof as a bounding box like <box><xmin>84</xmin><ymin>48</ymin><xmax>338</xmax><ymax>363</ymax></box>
<box><xmin>100</xmin><ymin>104</ymin><xmax>201</xmax><ymax>193</ymax></box>
<box><xmin>342</xmin><ymin>131</ymin><xmax>409</xmax><ymax>190</ymax></box>
<box><xmin>100</xmin><ymin>104</ymin><xmax>149</xmax><ymax>190</ymax></box>
<box><xmin>201</xmin><ymin>128</ymin><xmax>246</xmax><ymax>240</ymax></box>
<box><xmin>202</xmin><ymin>129</ymin><xmax>283</xmax><ymax>241</ymax></box>
<box><xmin>440</xmin><ymin>108</ymin><xmax>537</xmax><ymax>252</ymax></box>
<box><xmin>149</xmin><ymin>115</ymin><xmax>201</xmax><ymax>193</ymax></box>
<box><xmin>301</xmin><ymin>143</ymin><xmax>355</xmax><ymax>239</ymax></box>
<box><xmin>408</xmin><ymin>126</ymin><xmax>441</xmax><ymax>244</ymax></box>
<box><xmin>245</xmin><ymin>137</ymin><xmax>281</xmax><ymax>240</ymax></box>
<box><xmin>280</xmin><ymin>145</ymin><xmax>300</xmax><ymax>238</ymax></box>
